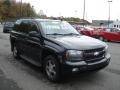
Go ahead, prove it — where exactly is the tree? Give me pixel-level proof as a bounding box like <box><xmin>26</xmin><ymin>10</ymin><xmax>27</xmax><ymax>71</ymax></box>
<box><xmin>0</xmin><ymin>1</ymin><xmax>2</xmax><ymax>20</ymax></box>
<box><xmin>1</xmin><ymin>0</ymin><xmax>11</xmax><ymax>20</ymax></box>
<box><xmin>0</xmin><ymin>0</ymin><xmax>38</xmax><ymax>21</ymax></box>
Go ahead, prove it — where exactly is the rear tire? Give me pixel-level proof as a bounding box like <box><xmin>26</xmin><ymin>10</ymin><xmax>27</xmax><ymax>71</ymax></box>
<box><xmin>43</xmin><ymin>55</ymin><xmax>61</xmax><ymax>82</ymax></box>
<box><xmin>13</xmin><ymin>44</ymin><xmax>20</xmax><ymax>59</ymax></box>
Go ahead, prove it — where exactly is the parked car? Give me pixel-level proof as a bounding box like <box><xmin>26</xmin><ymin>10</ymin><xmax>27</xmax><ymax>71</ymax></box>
<box><xmin>78</xmin><ymin>27</ymin><xmax>106</xmax><ymax>38</ymax></box>
<box><xmin>99</xmin><ymin>28</ymin><xmax>120</xmax><ymax>42</ymax></box>
<box><xmin>72</xmin><ymin>25</ymin><xmax>84</xmax><ymax>33</ymax></box>
<box><xmin>80</xmin><ymin>27</ymin><xmax>95</xmax><ymax>37</ymax></box>
<box><xmin>10</xmin><ymin>19</ymin><xmax>111</xmax><ymax>82</ymax></box>
<box><xmin>3</xmin><ymin>22</ymin><xmax>14</xmax><ymax>33</ymax></box>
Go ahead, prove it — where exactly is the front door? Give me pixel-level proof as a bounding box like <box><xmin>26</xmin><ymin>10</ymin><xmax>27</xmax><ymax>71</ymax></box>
<box><xmin>25</xmin><ymin>21</ymin><xmax>42</xmax><ymax>65</ymax></box>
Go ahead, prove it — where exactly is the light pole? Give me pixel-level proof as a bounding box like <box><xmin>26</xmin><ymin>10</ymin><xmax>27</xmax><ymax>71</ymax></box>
<box><xmin>108</xmin><ymin>0</ymin><xmax>112</xmax><ymax>28</ymax></box>
<box><xmin>83</xmin><ymin>0</ymin><xmax>86</xmax><ymax>27</ymax></box>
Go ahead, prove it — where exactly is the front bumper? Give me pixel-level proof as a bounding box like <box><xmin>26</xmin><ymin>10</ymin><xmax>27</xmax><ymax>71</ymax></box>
<box><xmin>62</xmin><ymin>53</ymin><xmax>111</xmax><ymax>73</ymax></box>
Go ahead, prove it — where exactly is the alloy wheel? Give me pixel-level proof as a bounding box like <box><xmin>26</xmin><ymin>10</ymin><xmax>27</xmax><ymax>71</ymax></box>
<box><xmin>45</xmin><ymin>59</ymin><xmax>57</xmax><ymax>80</ymax></box>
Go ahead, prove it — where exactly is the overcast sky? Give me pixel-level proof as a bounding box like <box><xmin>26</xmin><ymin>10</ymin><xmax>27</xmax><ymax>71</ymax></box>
<box><xmin>19</xmin><ymin>0</ymin><xmax>120</xmax><ymax>22</ymax></box>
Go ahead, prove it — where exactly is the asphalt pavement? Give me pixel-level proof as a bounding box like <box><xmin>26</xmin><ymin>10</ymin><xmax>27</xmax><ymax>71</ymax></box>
<box><xmin>0</xmin><ymin>26</ymin><xmax>120</xmax><ymax>90</ymax></box>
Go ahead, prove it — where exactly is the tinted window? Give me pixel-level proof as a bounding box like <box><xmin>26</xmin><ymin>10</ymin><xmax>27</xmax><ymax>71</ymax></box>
<box><xmin>29</xmin><ymin>22</ymin><xmax>38</xmax><ymax>32</ymax></box>
<box><xmin>13</xmin><ymin>20</ymin><xmax>38</xmax><ymax>33</ymax></box>
<box><xmin>13</xmin><ymin>20</ymin><xmax>22</xmax><ymax>32</ymax></box>
<box><xmin>19</xmin><ymin>21</ymin><xmax>29</xmax><ymax>33</ymax></box>
<box><xmin>13</xmin><ymin>24</ymin><xmax>20</xmax><ymax>32</ymax></box>
<box><xmin>13</xmin><ymin>20</ymin><xmax>29</xmax><ymax>33</ymax></box>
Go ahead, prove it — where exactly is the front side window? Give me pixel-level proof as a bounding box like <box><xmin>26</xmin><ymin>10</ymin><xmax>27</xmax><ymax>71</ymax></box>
<box><xmin>39</xmin><ymin>21</ymin><xmax>79</xmax><ymax>35</ymax></box>
<box><xmin>29</xmin><ymin>22</ymin><xmax>38</xmax><ymax>32</ymax></box>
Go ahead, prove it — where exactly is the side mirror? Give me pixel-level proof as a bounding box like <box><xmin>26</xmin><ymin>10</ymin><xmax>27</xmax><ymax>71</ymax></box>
<box><xmin>29</xmin><ymin>31</ymin><xmax>40</xmax><ymax>37</ymax></box>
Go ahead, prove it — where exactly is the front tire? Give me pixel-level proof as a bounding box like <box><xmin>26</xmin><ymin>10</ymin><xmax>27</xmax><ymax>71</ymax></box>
<box><xmin>44</xmin><ymin>55</ymin><xmax>61</xmax><ymax>82</ymax></box>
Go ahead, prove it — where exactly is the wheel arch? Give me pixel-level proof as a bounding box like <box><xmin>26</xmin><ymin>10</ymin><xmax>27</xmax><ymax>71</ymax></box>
<box><xmin>41</xmin><ymin>46</ymin><xmax>62</xmax><ymax>66</ymax></box>
<box><xmin>10</xmin><ymin>37</ymin><xmax>15</xmax><ymax>51</ymax></box>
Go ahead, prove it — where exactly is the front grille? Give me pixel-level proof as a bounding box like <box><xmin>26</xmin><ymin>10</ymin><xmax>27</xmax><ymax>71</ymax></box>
<box><xmin>83</xmin><ymin>47</ymin><xmax>105</xmax><ymax>63</ymax></box>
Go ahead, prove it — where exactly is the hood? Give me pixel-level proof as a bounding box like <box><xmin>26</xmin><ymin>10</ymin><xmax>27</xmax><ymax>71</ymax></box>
<box><xmin>50</xmin><ymin>35</ymin><xmax>107</xmax><ymax>50</ymax></box>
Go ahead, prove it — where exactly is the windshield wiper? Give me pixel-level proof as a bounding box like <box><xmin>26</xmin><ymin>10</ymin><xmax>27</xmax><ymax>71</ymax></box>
<box><xmin>46</xmin><ymin>33</ymin><xmax>65</xmax><ymax>35</ymax></box>
<box><xmin>64</xmin><ymin>33</ymin><xmax>79</xmax><ymax>36</ymax></box>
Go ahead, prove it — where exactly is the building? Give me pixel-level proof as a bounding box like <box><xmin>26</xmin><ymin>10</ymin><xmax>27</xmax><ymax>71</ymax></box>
<box><xmin>109</xmin><ymin>20</ymin><xmax>120</xmax><ymax>28</ymax></box>
<box><xmin>92</xmin><ymin>20</ymin><xmax>120</xmax><ymax>28</ymax></box>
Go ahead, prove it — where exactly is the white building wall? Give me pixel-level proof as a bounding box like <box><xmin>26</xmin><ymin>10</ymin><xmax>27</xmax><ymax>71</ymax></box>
<box><xmin>109</xmin><ymin>20</ymin><xmax>120</xmax><ymax>28</ymax></box>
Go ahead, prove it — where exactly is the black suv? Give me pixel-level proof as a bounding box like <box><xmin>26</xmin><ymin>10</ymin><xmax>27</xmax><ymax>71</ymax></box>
<box><xmin>10</xmin><ymin>19</ymin><xmax>111</xmax><ymax>81</ymax></box>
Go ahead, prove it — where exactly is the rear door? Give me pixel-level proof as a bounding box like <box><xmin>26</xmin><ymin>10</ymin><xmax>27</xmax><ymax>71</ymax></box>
<box><xmin>13</xmin><ymin>20</ymin><xmax>29</xmax><ymax>56</ymax></box>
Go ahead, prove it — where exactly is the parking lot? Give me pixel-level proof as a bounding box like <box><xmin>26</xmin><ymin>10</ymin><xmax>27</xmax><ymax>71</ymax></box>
<box><xmin>0</xmin><ymin>26</ymin><xmax>120</xmax><ymax>90</ymax></box>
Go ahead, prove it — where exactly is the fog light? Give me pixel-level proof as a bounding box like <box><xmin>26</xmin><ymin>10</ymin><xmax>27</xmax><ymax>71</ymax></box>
<box><xmin>72</xmin><ymin>68</ymin><xmax>79</xmax><ymax>72</ymax></box>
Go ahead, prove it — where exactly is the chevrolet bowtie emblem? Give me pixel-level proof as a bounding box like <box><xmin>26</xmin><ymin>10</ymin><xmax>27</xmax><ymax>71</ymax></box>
<box><xmin>94</xmin><ymin>52</ymin><xmax>99</xmax><ymax>56</ymax></box>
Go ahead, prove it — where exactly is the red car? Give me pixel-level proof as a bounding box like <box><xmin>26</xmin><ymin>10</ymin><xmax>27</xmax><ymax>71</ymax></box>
<box><xmin>74</xmin><ymin>25</ymin><xmax>120</xmax><ymax>42</ymax></box>
<box><xmin>80</xmin><ymin>27</ymin><xmax>94</xmax><ymax>37</ymax></box>
<box><xmin>99</xmin><ymin>28</ymin><xmax>120</xmax><ymax>42</ymax></box>
<box><xmin>77</xmin><ymin>27</ymin><xmax>105</xmax><ymax>38</ymax></box>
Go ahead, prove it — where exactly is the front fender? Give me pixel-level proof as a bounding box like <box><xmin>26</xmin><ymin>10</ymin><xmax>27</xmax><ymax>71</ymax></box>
<box><xmin>44</xmin><ymin>40</ymin><xmax>65</xmax><ymax>53</ymax></box>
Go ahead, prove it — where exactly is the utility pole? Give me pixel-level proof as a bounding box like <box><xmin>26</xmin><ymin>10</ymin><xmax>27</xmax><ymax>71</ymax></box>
<box><xmin>83</xmin><ymin>0</ymin><xmax>86</xmax><ymax>27</ymax></box>
<box><xmin>108</xmin><ymin>0</ymin><xmax>112</xmax><ymax>28</ymax></box>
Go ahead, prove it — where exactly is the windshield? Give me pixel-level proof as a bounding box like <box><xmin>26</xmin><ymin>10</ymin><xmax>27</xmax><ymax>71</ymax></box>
<box><xmin>40</xmin><ymin>21</ymin><xmax>80</xmax><ymax>35</ymax></box>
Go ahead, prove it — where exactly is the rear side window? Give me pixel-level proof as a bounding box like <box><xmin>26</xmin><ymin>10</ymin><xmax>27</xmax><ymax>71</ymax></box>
<box><xmin>13</xmin><ymin>20</ymin><xmax>39</xmax><ymax>34</ymax></box>
<box><xmin>14</xmin><ymin>20</ymin><xmax>29</xmax><ymax>34</ymax></box>
<box><xmin>13</xmin><ymin>24</ymin><xmax>20</xmax><ymax>32</ymax></box>
<box><xmin>19</xmin><ymin>21</ymin><xmax>29</xmax><ymax>33</ymax></box>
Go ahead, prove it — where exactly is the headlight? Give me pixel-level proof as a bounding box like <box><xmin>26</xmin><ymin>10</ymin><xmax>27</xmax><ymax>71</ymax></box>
<box><xmin>66</xmin><ymin>50</ymin><xmax>83</xmax><ymax>61</ymax></box>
